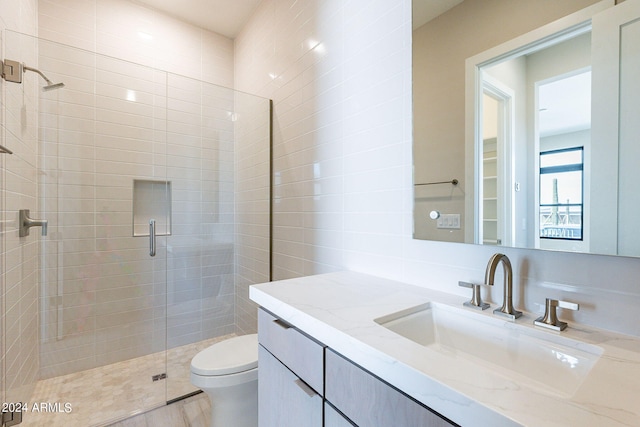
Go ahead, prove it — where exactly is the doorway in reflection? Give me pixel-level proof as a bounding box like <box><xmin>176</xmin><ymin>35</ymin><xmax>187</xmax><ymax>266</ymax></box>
<box><xmin>479</xmin><ymin>85</ymin><xmax>511</xmax><ymax>247</ymax></box>
<box><xmin>477</xmin><ymin>30</ymin><xmax>592</xmax><ymax>251</ymax></box>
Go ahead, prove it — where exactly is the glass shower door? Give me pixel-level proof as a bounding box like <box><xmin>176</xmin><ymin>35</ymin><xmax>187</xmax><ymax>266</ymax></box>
<box><xmin>164</xmin><ymin>74</ymin><xmax>239</xmax><ymax>401</ymax></box>
<box><xmin>163</xmin><ymin>75</ymin><xmax>272</xmax><ymax>402</ymax></box>
<box><xmin>34</xmin><ymin>35</ymin><xmax>170</xmax><ymax>425</ymax></box>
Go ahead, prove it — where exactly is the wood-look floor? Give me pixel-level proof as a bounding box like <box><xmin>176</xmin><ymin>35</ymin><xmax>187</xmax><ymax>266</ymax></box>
<box><xmin>107</xmin><ymin>393</ymin><xmax>211</xmax><ymax>427</ymax></box>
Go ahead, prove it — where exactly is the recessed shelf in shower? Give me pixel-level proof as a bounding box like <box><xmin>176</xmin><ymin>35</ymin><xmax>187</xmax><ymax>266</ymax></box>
<box><xmin>132</xmin><ymin>179</ymin><xmax>172</xmax><ymax>236</ymax></box>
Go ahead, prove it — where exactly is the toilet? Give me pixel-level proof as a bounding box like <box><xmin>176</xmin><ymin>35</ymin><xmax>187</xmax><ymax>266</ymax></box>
<box><xmin>190</xmin><ymin>334</ymin><xmax>259</xmax><ymax>427</ymax></box>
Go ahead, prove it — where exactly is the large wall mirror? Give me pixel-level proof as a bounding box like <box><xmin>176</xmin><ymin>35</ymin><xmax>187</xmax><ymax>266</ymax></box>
<box><xmin>412</xmin><ymin>0</ymin><xmax>640</xmax><ymax>257</ymax></box>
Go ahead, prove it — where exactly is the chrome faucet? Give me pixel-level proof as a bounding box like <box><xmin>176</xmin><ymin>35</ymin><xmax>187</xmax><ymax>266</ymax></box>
<box><xmin>484</xmin><ymin>253</ymin><xmax>522</xmax><ymax>320</ymax></box>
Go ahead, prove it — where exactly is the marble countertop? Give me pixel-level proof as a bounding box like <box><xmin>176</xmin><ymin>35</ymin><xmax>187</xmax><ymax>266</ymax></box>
<box><xmin>250</xmin><ymin>271</ymin><xmax>640</xmax><ymax>427</ymax></box>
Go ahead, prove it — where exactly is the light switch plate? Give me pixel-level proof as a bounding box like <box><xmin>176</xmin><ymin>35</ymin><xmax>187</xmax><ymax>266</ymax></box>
<box><xmin>436</xmin><ymin>214</ymin><xmax>460</xmax><ymax>229</ymax></box>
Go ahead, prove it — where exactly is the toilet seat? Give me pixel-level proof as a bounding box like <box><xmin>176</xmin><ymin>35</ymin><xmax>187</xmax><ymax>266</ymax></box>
<box><xmin>191</xmin><ymin>334</ymin><xmax>258</xmax><ymax>377</ymax></box>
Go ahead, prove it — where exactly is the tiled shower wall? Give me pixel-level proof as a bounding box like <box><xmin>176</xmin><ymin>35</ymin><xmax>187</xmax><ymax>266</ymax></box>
<box><xmin>0</xmin><ymin>0</ymin><xmax>270</xmax><ymax>387</ymax></box>
<box><xmin>36</xmin><ymin>42</ymin><xmax>173</xmax><ymax>376</ymax></box>
<box><xmin>30</xmin><ymin>0</ymin><xmax>269</xmax><ymax>377</ymax></box>
<box><xmin>234</xmin><ymin>93</ymin><xmax>270</xmax><ymax>335</ymax></box>
<box><xmin>34</xmin><ymin>38</ymin><xmax>268</xmax><ymax>377</ymax></box>
<box><xmin>0</xmin><ymin>0</ymin><xmax>40</xmax><ymax>407</ymax></box>
<box><xmin>38</xmin><ymin>0</ymin><xmax>234</xmax><ymax>88</ymax></box>
<box><xmin>164</xmin><ymin>74</ymin><xmax>237</xmax><ymax>350</ymax></box>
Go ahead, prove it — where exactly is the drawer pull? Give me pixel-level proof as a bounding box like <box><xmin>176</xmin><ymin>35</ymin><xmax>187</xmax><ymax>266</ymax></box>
<box><xmin>294</xmin><ymin>379</ymin><xmax>317</xmax><ymax>397</ymax></box>
<box><xmin>273</xmin><ymin>318</ymin><xmax>292</xmax><ymax>329</ymax></box>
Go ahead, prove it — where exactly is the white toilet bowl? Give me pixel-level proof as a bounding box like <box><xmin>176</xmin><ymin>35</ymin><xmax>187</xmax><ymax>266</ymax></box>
<box><xmin>190</xmin><ymin>334</ymin><xmax>258</xmax><ymax>427</ymax></box>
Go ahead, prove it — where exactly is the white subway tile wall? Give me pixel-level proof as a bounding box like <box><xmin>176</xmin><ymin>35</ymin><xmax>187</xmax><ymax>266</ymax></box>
<box><xmin>37</xmin><ymin>41</ymin><xmax>169</xmax><ymax>379</ymax></box>
<box><xmin>0</xmin><ymin>1</ymin><xmax>40</xmax><ymax>408</ymax></box>
<box><xmin>234</xmin><ymin>0</ymin><xmax>412</xmax><ymax>279</ymax></box>
<box><xmin>165</xmin><ymin>73</ymin><xmax>237</xmax><ymax>351</ymax></box>
<box><xmin>33</xmin><ymin>36</ymin><xmax>269</xmax><ymax>382</ymax></box>
<box><xmin>39</xmin><ymin>0</ymin><xmax>234</xmax><ymax>88</ymax></box>
<box><xmin>234</xmin><ymin>92</ymin><xmax>271</xmax><ymax>335</ymax></box>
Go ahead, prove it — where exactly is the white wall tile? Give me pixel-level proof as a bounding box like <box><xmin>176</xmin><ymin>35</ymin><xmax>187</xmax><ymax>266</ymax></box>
<box><xmin>0</xmin><ymin>6</ymin><xmax>39</xmax><ymax>406</ymax></box>
<box><xmin>40</xmin><ymin>0</ymin><xmax>234</xmax><ymax>87</ymax></box>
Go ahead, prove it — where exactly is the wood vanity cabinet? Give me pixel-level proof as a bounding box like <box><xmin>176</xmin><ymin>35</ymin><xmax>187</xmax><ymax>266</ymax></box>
<box><xmin>257</xmin><ymin>308</ymin><xmax>457</xmax><ymax>427</ymax></box>
<box><xmin>325</xmin><ymin>349</ymin><xmax>457</xmax><ymax>427</ymax></box>
<box><xmin>258</xmin><ymin>308</ymin><xmax>324</xmax><ymax>427</ymax></box>
<box><xmin>258</xmin><ymin>346</ymin><xmax>323</xmax><ymax>427</ymax></box>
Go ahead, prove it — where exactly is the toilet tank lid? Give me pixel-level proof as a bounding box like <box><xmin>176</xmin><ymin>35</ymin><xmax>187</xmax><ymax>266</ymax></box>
<box><xmin>191</xmin><ymin>334</ymin><xmax>258</xmax><ymax>376</ymax></box>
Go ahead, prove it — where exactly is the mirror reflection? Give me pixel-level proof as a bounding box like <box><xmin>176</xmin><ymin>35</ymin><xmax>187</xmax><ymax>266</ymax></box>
<box><xmin>412</xmin><ymin>0</ymin><xmax>640</xmax><ymax>257</ymax></box>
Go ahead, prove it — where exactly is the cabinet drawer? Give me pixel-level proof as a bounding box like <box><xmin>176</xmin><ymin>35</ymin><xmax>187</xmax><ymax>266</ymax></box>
<box><xmin>258</xmin><ymin>308</ymin><xmax>325</xmax><ymax>393</ymax></box>
<box><xmin>325</xmin><ymin>349</ymin><xmax>457</xmax><ymax>427</ymax></box>
<box><xmin>258</xmin><ymin>345</ymin><xmax>323</xmax><ymax>427</ymax></box>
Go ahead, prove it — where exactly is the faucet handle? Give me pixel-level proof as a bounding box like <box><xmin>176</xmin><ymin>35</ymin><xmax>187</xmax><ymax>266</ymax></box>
<box><xmin>19</xmin><ymin>209</ymin><xmax>48</xmax><ymax>237</ymax></box>
<box><xmin>458</xmin><ymin>281</ymin><xmax>490</xmax><ymax>310</ymax></box>
<box><xmin>534</xmin><ymin>298</ymin><xmax>579</xmax><ymax>331</ymax></box>
<box><xmin>556</xmin><ymin>300</ymin><xmax>579</xmax><ymax>311</ymax></box>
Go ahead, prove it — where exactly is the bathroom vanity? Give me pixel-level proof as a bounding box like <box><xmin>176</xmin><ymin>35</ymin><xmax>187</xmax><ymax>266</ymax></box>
<box><xmin>250</xmin><ymin>272</ymin><xmax>640</xmax><ymax>426</ymax></box>
<box><xmin>258</xmin><ymin>308</ymin><xmax>453</xmax><ymax>426</ymax></box>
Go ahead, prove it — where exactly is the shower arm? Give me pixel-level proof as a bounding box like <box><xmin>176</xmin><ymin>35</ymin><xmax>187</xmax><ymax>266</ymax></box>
<box><xmin>23</xmin><ymin>64</ymin><xmax>54</xmax><ymax>85</ymax></box>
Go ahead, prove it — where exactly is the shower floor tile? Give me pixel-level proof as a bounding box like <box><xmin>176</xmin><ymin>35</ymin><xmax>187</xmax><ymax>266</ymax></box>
<box><xmin>21</xmin><ymin>334</ymin><xmax>234</xmax><ymax>427</ymax></box>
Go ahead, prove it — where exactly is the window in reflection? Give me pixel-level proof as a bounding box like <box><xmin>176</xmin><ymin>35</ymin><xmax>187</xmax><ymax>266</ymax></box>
<box><xmin>539</xmin><ymin>147</ymin><xmax>584</xmax><ymax>240</ymax></box>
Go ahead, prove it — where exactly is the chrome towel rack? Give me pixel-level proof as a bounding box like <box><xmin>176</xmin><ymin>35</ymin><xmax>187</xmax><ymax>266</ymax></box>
<box><xmin>414</xmin><ymin>179</ymin><xmax>458</xmax><ymax>186</ymax></box>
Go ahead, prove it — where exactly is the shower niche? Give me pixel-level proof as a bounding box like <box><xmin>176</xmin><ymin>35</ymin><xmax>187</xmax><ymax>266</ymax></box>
<box><xmin>132</xmin><ymin>179</ymin><xmax>172</xmax><ymax>236</ymax></box>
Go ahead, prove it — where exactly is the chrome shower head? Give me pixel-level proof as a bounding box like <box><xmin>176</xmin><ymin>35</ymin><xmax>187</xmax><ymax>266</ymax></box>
<box><xmin>23</xmin><ymin>64</ymin><xmax>64</xmax><ymax>91</ymax></box>
<box><xmin>43</xmin><ymin>82</ymin><xmax>65</xmax><ymax>91</ymax></box>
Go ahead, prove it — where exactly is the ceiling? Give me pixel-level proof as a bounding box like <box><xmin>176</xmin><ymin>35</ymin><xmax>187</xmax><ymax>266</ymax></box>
<box><xmin>134</xmin><ymin>0</ymin><xmax>262</xmax><ymax>38</ymax></box>
<box><xmin>136</xmin><ymin>0</ymin><xmax>463</xmax><ymax>39</ymax></box>
<box><xmin>538</xmin><ymin>71</ymin><xmax>591</xmax><ymax>138</ymax></box>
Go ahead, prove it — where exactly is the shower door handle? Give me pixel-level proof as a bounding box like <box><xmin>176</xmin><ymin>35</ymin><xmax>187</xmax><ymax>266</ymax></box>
<box><xmin>149</xmin><ymin>219</ymin><xmax>156</xmax><ymax>257</ymax></box>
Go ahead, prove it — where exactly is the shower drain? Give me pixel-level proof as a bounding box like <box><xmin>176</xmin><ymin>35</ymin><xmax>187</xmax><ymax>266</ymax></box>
<box><xmin>152</xmin><ymin>373</ymin><xmax>167</xmax><ymax>382</ymax></box>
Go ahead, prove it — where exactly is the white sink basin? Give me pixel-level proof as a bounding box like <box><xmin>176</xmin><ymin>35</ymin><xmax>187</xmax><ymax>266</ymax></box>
<box><xmin>374</xmin><ymin>302</ymin><xmax>603</xmax><ymax>398</ymax></box>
